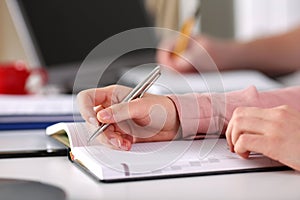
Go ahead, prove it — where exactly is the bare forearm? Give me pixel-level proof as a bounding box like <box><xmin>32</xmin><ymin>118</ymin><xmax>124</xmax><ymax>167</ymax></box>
<box><xmin>234</xmin><ymin>28</ymin><xmax>300</xmax><ymax>75</ymax></box>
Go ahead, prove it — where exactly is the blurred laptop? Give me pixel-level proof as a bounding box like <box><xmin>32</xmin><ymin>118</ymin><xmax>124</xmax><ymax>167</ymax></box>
<box><xmin>7</xmin><ymin>0</ymin><xmax>157</xmax><ymax>93</ymax></box>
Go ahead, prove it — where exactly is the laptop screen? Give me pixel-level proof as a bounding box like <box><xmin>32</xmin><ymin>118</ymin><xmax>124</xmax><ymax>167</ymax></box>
<box><xmin>15</xmin><ymin>0</ymin><xmax>153</xmax><ymax>67</ymax></box>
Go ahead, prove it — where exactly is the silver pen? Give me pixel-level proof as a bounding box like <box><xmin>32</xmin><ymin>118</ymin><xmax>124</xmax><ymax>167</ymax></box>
<box><xmin>87</xmin><ymin>66</ymin><xmax>161</xmax><ymax>143</ymax></box>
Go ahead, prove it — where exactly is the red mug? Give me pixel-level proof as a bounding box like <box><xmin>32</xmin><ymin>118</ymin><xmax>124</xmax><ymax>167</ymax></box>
<box><xmin>0</xmin><ymin>61</ymin><xmax>47</xmax><ymax>94</ymax></box>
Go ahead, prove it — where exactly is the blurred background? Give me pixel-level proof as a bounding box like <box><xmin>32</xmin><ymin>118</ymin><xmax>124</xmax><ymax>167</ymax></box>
<box><xmin>2</xmin><ymin>0</ymin><xmax>300</xmax><ymax>63</ymax></box>
<box><xmin>1</xmin><ymin>0</ymin><xmax>300</xmax><ymax>94</ymax></box>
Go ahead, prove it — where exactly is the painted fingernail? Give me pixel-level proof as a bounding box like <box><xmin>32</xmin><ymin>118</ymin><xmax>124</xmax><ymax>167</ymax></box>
<box><xmin>99</xmin><ymin>109</ymin><xmax>112</xmax><ymax>121</ymax></box>
<box><xmin>88</xmin><ymin>117</ymin><xmax>99</xmax><ymax>127</ymax></box>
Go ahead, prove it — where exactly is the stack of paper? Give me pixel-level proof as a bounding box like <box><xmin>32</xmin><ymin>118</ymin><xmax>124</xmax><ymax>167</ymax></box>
<box><xmin>0</xmin><ymin>94</ymin><xmax>82</xmax><ymax>130</ymax></box>
<box><xmin>119</xmin><ymin>67</ymin><xmax>283</xmax><ymax>94</ymax></box>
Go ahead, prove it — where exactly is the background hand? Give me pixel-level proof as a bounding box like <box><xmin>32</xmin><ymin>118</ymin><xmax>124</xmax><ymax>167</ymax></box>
<box><xmin>156</xmin><ymin>35</ymin><xmax>239</xmax><ymax>73</ymax></box>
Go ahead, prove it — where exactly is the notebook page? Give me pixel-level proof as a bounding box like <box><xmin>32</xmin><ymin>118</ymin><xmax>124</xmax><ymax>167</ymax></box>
<box><xmin>72</xmin><ymin>139</ymin><xmax>284</xmax><ymax>181</ymax></box>
<box><xmin>46</xmin><ymin>122</ymin><xmax>91</xmax><ymax>148</ymax></box>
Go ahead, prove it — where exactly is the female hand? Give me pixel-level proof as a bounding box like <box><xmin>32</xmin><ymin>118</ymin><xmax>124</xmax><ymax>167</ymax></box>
<box><xmin>156</xmin><ymin>35</ymin><xmax>240</xmax><ymax>73</ymax></box>
<box><xmin>77</xmin><ymin>85</ymin><xmax>180</xmax><ymax>151</ymax></box>
<box><xmin>226</xmin><ymin>105</ymin><xmax>300</xmax><ymax>171</ymax></box>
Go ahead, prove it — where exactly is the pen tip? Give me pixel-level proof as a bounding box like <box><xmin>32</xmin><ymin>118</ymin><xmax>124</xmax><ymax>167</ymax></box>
<box><xmin>87</xmin><ymin>137</ymin><xmax>92</xmax><ymax>144</ymax></box>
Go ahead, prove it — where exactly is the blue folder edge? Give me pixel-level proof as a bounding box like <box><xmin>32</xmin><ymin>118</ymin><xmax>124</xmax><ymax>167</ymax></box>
<box><xmin>0</xmin><ymin>122</ymin><xmax>72</xmax><ymax>130</ymax></box>
<box><xmin>0</xmin><ymin>114</ymin><xmax>83</xmax><ymax>130</ymax></box>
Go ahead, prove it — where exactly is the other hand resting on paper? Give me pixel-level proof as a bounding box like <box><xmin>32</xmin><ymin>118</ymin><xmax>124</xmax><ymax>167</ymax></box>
<box><xmin>226</xmin><ymin>105</ymin><xmax>300</xmax><ymax>171</ymax></box>
<box><xmin>77</xmin><ymin>85</ymin><xmax>180</xmax><ymax>151</ymax></box>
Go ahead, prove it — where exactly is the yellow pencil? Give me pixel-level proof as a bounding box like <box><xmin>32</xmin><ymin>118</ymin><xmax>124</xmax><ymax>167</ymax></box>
<box><xmin>172</xmin><ymin>3</ymin><xmax>202</xmax><ymax>57</ymax></box>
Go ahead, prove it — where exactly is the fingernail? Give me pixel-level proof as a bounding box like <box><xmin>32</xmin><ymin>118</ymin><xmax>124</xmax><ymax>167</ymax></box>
<box><xmin>99</xmin><ymin>109</ymin><xmax>112</xmax><ymax>121</ymax></box>
<box><xmin>88</xmin><ymin>117</ymin><xmax>99</xmax><ymax>127</ymax></box>
<box><xmin>109</xmin><ymin>138</ymin><xmax>121</xmax><ymax>148</ymax></box>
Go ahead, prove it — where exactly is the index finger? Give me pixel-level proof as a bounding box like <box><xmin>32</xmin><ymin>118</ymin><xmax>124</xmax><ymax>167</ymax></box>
<box><xmin>77</xmin><ymin>85</ymin><xmax>132</xmax><ymax>125</ymax></box>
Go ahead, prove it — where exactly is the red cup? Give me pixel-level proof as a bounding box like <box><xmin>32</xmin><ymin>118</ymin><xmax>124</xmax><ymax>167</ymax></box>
<box><xmin>0</xmin><ymin>61</ymin><xmax>47</xmax><ymax>94</ymax></box>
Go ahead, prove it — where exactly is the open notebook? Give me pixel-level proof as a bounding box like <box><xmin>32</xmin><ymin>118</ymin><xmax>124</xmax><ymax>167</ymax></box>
<box><xmin>46</xmin><ymin>122</ymin><xmax>287</xmax><ymax>182</ymax></box>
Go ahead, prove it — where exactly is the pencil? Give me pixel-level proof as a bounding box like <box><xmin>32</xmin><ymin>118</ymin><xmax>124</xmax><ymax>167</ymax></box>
<box><xmin>172</xmin><ymin>3</ymin><xmax>202</xmax><ymax>57</ymax></box>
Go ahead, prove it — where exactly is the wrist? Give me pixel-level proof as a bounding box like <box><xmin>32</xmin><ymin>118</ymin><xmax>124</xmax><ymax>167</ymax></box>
<box><xmin>166</xmin><ymin>96</ymin><xmax>181</xmax><ymax>138</ymax></box>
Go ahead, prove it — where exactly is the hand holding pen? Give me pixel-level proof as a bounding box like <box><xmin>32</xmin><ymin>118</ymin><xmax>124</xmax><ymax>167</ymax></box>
<box><xmin>172</xmin><ymin>2</ymin><xmax>202</xmax><ymax>57</ymax></box>
<box><xmin>88</xmin><ymin>66</ymin><xmax>161</xmax><ymax>143</ymax></box>
<box><xmin>77</xmin><ymin>66</ymin><xmax>180</xmax><ymax>150</ymax></box>
<box><xmin>156</xmin><ymin>2</ymin><xmax>205</xmax><ymax>73</ymax></box>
